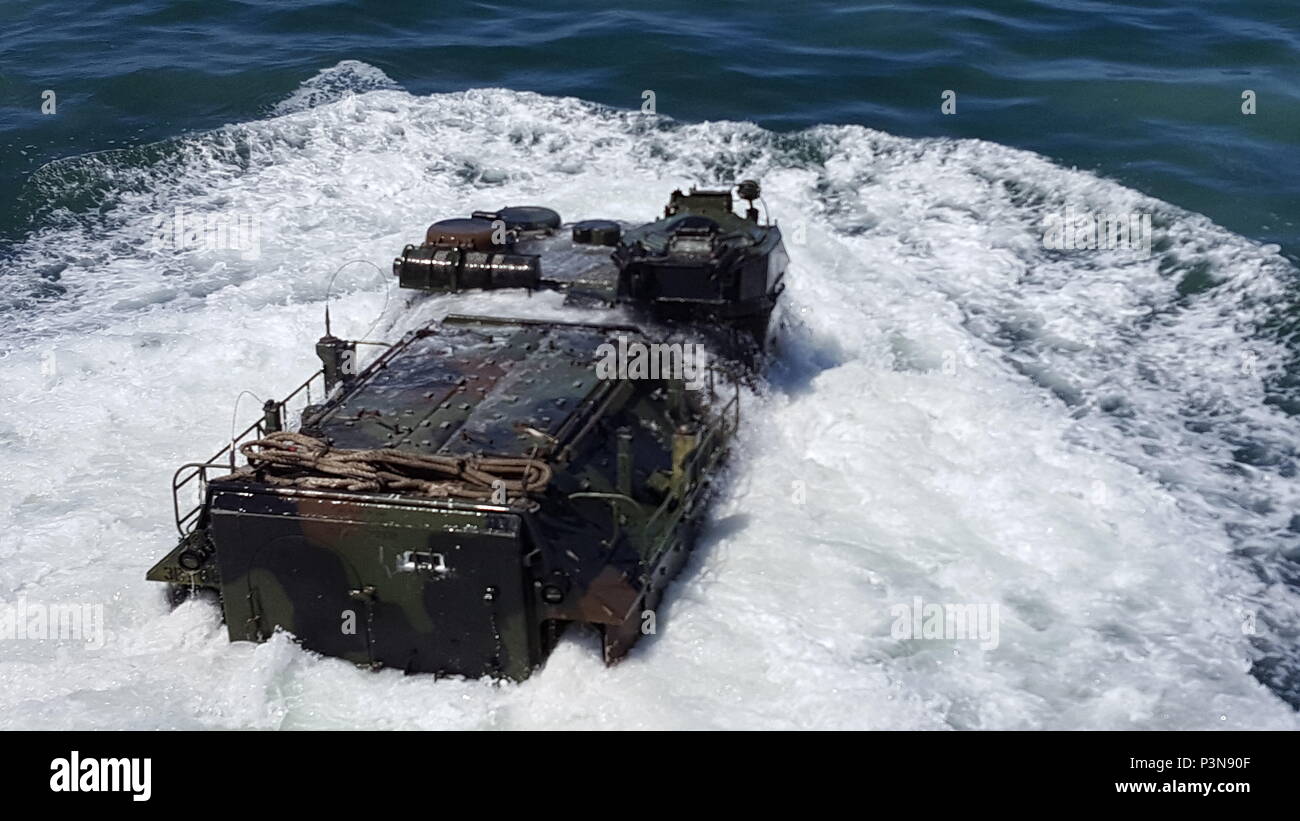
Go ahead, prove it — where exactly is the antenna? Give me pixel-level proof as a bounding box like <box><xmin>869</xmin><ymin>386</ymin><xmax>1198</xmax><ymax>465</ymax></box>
<box><xmin>323</xmin><ymin>259</ymin><xmax>392</xmax><ymax>341</ymax></box>
<box><xmin>230</xmin><ymin>390</ymin><xmax>263</xmax><ymax>469</ymax></box>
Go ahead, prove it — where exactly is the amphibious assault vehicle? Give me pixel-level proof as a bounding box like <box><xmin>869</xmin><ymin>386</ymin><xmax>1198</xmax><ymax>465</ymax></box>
<box><xmin>149</xmin><ymin>182</ymin><xmax>787</xmax><ymax>679</ymax></box>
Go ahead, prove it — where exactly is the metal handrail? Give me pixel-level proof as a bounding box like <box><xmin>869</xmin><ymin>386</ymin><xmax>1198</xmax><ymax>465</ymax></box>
<box><xmin>170</xmin><ymin>361</ymin><xmax>739</xmax><ymax>537</ymax></box>
<box><xmin>172</xmin><ymin>368</ymin><xmax>325</xmax><ymax>535</ymax></box>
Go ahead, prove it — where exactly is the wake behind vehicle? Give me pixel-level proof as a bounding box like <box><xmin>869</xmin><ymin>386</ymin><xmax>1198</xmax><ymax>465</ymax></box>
<box><xmin>148</xmin><ymin>183</ymin><xmax>787</xmax><ymax>679</ymax></box>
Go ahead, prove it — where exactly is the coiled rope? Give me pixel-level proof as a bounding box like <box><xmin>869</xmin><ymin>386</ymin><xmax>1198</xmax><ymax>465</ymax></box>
<box><xmin>237</xmin><ymin>431</ymin><xmax>551</xmax><ymax>501</ymax></box>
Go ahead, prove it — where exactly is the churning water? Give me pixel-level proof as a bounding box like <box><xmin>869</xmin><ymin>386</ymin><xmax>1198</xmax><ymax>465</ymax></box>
<box><xmin>1</xmin><ymin>61</ymin><xmax>1298</xmax><ymax>728</ymax></box>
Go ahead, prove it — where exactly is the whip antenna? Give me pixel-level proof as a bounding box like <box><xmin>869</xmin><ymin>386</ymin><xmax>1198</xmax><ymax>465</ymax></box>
<box><xmin>324</xmin><ymin>259</ymin><xmax>392</xmax><ymax>340</ymax></box>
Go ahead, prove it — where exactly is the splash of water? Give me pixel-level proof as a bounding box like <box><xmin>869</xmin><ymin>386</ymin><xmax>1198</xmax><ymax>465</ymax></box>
<box><xmin>0</xmin><ymin>62</ymin><xmax>1296</xmax><ymax>728</ymax></box>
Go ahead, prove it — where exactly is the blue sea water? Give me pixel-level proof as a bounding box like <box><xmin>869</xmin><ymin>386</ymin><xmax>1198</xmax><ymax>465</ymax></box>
<box><xmin>2</xmin><ymin>0</ymin><xmax>1298</xmax><ymax>254</ymax></box>
<box><xmin>1</xmin><ymin>1</ymin><xmax>1300</xmax><ymax>727</ymax></box>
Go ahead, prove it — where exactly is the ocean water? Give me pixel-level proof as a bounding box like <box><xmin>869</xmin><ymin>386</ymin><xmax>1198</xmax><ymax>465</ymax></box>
<box><xmin>1</xmin><ymin>2</ymin><xmax>1299</xmax><ymax>729</ymax></box>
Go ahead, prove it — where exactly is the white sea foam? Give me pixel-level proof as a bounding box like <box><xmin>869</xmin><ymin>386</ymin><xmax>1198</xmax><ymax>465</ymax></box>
<box><xmin>1</xmin><ymin>62</ymin><xmax>1297</xmax><ymax>729</ymax></box>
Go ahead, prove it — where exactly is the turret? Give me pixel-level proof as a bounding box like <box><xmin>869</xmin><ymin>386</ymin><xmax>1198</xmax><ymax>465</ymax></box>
<box><xmin>612</xmin><ymin>181</ymin><xmax>787</xmax><ymax>344</ymax></box>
